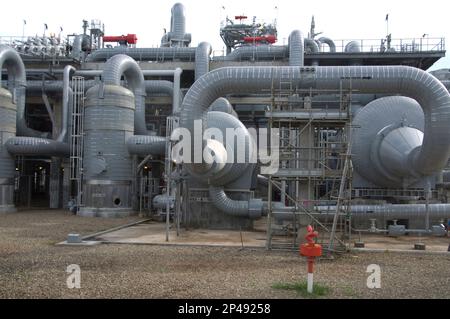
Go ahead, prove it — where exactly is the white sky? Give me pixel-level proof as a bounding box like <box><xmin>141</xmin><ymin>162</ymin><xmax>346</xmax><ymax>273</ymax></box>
<box><xmin>0</xmin><ymin>0</ymin><xmax>448</xmax><ymax>70</ymax></box>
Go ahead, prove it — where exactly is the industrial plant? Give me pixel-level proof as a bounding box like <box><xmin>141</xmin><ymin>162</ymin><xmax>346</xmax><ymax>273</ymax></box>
<box><xmin>1</xmin><ymin>2</ymin><xmax>450</xmax><ymax>253</ymax></box>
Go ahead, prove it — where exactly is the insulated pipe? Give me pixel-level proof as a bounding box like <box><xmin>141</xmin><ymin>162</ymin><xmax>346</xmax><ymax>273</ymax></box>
<box><xmin>195</xmin><ymin>42</ymin><xmax>212</xmax><ymax>80</ymax></box>
<box><xmin>71</xmin><ymin>35</ymin><xmax>83</xmax><ymax>60</ymax></box>
<box><xmin>209</xmin><ymin>97</ymin><xmax>238</xmax><ymax>118</ymax></box>
<box><xmin>209</xmin><ymin>186</ymin><xmax>263</xmax><ymax>219</ymax></box>
<box><xmin>272</xmin><ymin>204</ymin><xmax>450</xmax><ymax>221</ymax></box>
<box><xmin>11</xmin><ymin>77</ymin><xmax>183</xmax><ymax>129</ymax></box>
<box><xmin>257</xmin><ymin>175</ymin><xmax>282</xmax><ymax>189</ymax></box>
<box><xmin>288</xmin><ymin>30</ymin><xmax>304</xmax><ymax>67</ymax></box>
<box><xmin>441</xmin><ymin>80</ymin><xmax>450</xmax><ymax>91</ymax></box>
<box><xmin>18</xmin><ymin>79</ymin><xmax>181</xmax><ymax>99</ymax></box>
<box><xmin>180</xmin><ymin>66</ymin><xmax>450</xmax><ymax>178</ymax></box>
<box><xmin>102</xmin><ymin>55</ymin><xmax>146</xmax><ymax>135</ymax></box>
<box><xmin>171</xmin><ymin>3</ymin><xmax>186</xmax><ymax>43</ymax></box>
<box><xmin>173</xmin><ymin>68</ymin><xmax>182</xmax><ymax>114</ymax></box>
<box><xmin>0</xmin><ymin>45</ymin><xmax>46</xmax><ymax>138</ymax></box>
<box><xmin>85</xmin><ymin>47</ymin><xmax>196</xmax><ymax>62</ymax></box>
<box><xmin>304</xmin><ymin>39</ymin><xmax>320</xmax><ymax>53</ymax></box>
<box><xmin>127</xmin><ymin>135</ymin><xmax>167</xmax><ymax>156</ymax></box>
<box><xmin>145</xmin><ymin>79</ymin><xmax>184</xmax><ymax>112</ymax></box>
<box><xmin>5</xmin><ymin>137</ymin><xmax>69</xmax><ymax>157</ymax></box>
<box><xmin>223</xmin><ymin>45</ymin><xmax>288</xmax><ymax>61</ymax></box>
<box><xmin>304</xmin><ymin>39</ymin><xmax>319</xmax><ymax>66</ymax></box>
<box><xmin>67</xmin><ymin>67</ymin><xmax>184</xmax><ymax>115</ymax></box>
<box><xmin>58</xmin><ymin>65</ymin><xmax>75</xmax><ymax>142</ymax></box>
<box><xmin>318</xmin><ymin>37</ymin><xmax>336</xmax><ymax>53</ymax></box>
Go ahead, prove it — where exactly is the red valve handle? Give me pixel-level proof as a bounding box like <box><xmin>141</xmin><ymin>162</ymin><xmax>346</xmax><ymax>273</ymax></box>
<box><xmin>305</xmin><ymin>225</ymin><xmax>318</xmax><ymax>244</ymax></box>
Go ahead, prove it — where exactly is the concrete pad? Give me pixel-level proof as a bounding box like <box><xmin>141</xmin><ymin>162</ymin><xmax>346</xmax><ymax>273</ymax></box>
<box><xmin>357</xmin><ymin>234</ymin><xmax>450</xmax><ymax>252</ymax></box>
<box><xmin>57</xmin><ymin>240</ymin><xmax>102</xmax><ymax>246</ymax></box>
<box><xmin>94</xmin><ymin>221</ymin><xmax>267</xmax><ymax>248</ymax></box>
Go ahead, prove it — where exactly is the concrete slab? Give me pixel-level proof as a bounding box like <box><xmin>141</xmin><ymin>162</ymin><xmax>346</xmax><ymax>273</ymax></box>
<box><xmin>57</xmin><ymin>240</ymin><xmax>102</xmax><ymax>246</ymax></box>
<box><xmin>94</xmin><ymin>221</ymin><xmax>267</xmax><ymax>248</ymax></box>
<box><xmin>357</xmin><ymin>234</ymin><xmax>450</xmax><ymax>252</ymax></box>
<box><xmin>72</xmin><ymin>217</ymin><xmax>450</xmax><ymax>253</ymax></box>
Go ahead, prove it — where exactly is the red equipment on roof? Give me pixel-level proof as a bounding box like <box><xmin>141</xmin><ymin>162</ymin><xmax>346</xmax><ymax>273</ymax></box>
<box><xmin>243</xmin><ymin>35</ymin><xmax>277</xmax><ymax>44</ymax></box>
<box><xmin>103</xmin><ymin>34</ymin><xmax>138</xmax><ymax>45</ymax></box>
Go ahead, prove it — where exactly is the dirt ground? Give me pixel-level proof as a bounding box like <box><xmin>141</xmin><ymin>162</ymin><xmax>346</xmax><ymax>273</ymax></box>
<box><xmin>0</xmin><ymin>210</ymin><xmax>449</xmax><ymax>299</ymax></box>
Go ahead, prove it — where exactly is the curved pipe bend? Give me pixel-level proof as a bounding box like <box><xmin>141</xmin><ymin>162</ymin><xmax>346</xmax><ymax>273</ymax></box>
<box><xmin>318</xmin><ymin>37</ymin><xmax>336</xmax><ymax>52</ymax></box>
<box><xmin>0</xmin><ymin>45</ymin><xmax>48</xmax><ymax>138</ymax></box>
<box><xmin>103</xmin><ymin>54</ymin><xmax>146</xmax><ymax>135</ymax></box>
<box><xmin>209</xmin><ymin>186</ymin><xmax>263</xmax><ymax>219</ymax></box>
<box><xmin>180</xmin><ymin>66</ymin><xmax>450</xmax><ymax>177</ymax></box>
<box><xmin>304</xmin><ymin>38</ymin><xmax>320</xmax><ymax>53</ymax></box>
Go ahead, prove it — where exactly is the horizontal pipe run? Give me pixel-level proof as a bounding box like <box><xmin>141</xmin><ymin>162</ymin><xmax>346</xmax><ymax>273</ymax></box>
<box><xmin>127</xmin><ymin>135</ymin><xmax>167</xmax><ymax>156</ymax></box>
<box><xmin>272</xmin><ymin>204</ymin><xmax>450</xmax><ymax>221</ymax></box>
<box><xmin>6</xmin><ymin>137</ymin><xmax>69</xmax><ymax>157</ymax></box>
<box><xmin>180</xmin><ymin>66</ymin><xmax>450</xmax><ymax>178</ymax></box>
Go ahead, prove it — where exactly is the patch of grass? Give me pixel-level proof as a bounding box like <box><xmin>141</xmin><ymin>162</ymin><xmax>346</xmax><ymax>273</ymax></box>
<box><xmin>343</xmin><ymin>286</ymin><xmax>358</xmax><ymax>298</ymax></box>
<box><xmin>272</xmin><ymin>281</ymin><xmax>330</xmax><ymax>298</ymax></box>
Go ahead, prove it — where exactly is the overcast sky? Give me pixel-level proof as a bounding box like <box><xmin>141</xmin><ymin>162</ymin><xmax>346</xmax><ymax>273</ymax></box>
<box><xmin>1</xmin><ymin>0</ymin><xmax>448</xmax><ymax>70</ymax></box>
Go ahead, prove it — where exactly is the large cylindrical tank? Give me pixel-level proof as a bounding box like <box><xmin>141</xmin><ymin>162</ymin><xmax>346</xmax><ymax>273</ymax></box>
<box><xmin>79</xmin><ymin>84</ymin><xmax>135</xmax><ymax>217</ymax></box>
<box><xmin>0</xmin><ymin>88</ymin><xmax>17</xmax><ymax>213</ymax></box>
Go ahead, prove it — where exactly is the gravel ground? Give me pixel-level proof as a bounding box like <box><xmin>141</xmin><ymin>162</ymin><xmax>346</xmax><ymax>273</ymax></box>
<box><xmin>0</xmin><ymin>210</ymin><xmax>449</xmax><ymax>299</ymax></box>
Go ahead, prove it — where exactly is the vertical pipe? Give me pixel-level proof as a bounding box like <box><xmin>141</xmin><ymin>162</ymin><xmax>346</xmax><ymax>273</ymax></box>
<box><xmin>288</xmin><ymin>30</ymin><xmax>304</xmax><ymax>67</ymax></box>
<box><xmin>58</xmin><ymin>65</ymin><xmax>75</xmax><ymax>142</ymax></box>
<box><xmin>173</xmin><ymin>68</ymin><xmax>183</xmax><ymax>114</ymax></box>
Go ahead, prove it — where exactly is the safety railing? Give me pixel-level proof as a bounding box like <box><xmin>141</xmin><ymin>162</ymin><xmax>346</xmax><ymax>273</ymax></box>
<box><xmin>325</xmin><ymin>37</ymin><xmax>445</xmax><ymax>53</ymax></box>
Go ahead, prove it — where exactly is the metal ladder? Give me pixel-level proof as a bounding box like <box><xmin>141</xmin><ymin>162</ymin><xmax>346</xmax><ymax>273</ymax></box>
<box><xmin>69</xmin><ymin>76</ymin><xmax>85</xmax><ymax>210</ymax></box>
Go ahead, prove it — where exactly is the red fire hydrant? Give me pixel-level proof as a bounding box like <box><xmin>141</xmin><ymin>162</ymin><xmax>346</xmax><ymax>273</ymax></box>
<box><xmin>300</xmin><ymin>225</ymin><xmax>322</xmax><ymax>293</ymax></box>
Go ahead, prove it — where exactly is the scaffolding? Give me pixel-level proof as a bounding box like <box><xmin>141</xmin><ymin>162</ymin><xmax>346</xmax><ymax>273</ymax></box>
<box><xmin>69</xmin><ymin>76</ymin><xmax>85</xmax><ymax>210</ymax></box>
<box><xmin>164</xmin><ymin>115</ymin><xmax>179</xmax><ymax>241</ymax></box>
<box><xmin>265</xmin><ymin>76</ymin><xmax>354</xmax><ymax>254</ymax></box>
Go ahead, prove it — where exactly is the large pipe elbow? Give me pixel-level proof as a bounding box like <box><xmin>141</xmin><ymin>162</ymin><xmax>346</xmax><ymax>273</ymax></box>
<box><xmin>0</xmin><ymin>45</ymin><xmax>47</xmax><ymax>138</ymax></box>
<box><xmin>0</xmin><ymin>45</ymin><xmax>26</xmax><ymax>87</ymax></box>
<box><xmin>288</xmin><ymin>30</ymin><xmax>304</xmax><ymax>66</ymax></box>
<box><xmin>103</xmin><ymin>54</ymin><xmax>146</xmax><ymax>135</ymax></box>
<box><xmin>304</xmin><ymin>38</ymin><xmax>320</xmax><ymax>53</ymax></box>
<box><xmin>318</xmin><ymin>37</ymin><xmax>336</xmax><ymax>52</ymax></box>
<box><xmin>180</xmin><ymin>66</ymin><xmax>450</xmax><ymax>178</ymax></box>
<box><xmin>209</xmin><ymin>186</ymin><xmax>263</xmax><ymax>219</ymax></box>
